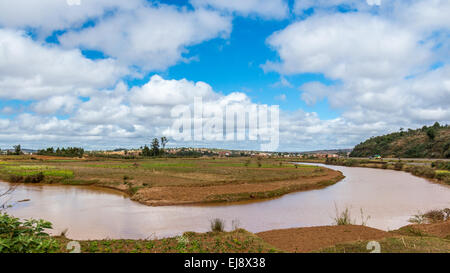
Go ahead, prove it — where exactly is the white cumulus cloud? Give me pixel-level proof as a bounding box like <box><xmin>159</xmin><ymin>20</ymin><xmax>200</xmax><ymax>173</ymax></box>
<box><xmin>0</xmin><ymin>29</ymin><xmax>126</xmax><ymax>100</ymax></box>
<box><xmin>191</xmin><ymin>0</ymin><xmax>289</xmax><ymax>19</ymax></box>
<box><xmin>59</xmin><ymin>5</ymin><xmax>232</xmax><ymax>71</ymax></box>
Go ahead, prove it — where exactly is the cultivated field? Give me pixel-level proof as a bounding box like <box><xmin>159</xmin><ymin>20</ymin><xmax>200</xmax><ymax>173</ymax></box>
<box><xmin>0</xmin><ymin>156</ymin><xmax>344</xmax><ymax>206</ymax></box>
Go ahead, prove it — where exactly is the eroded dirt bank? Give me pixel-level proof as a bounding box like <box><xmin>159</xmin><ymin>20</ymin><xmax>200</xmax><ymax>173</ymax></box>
<box><xmin>131</xmin><ymin>168</ymin><xmax>344</xmax><ymax>206</ymax></box>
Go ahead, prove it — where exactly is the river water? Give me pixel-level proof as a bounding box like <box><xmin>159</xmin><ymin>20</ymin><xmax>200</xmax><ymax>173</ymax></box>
<box><xmin>1</xmin><ymin>163</ymin><xmax>449</xmax><ymax>240</ymax></box>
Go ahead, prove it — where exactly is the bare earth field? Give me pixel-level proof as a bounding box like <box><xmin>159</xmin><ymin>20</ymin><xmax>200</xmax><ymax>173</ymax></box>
<box><xmin>0</xmin><ymin>155</ymin><xmax>344</xmax><ymax>206</ymax></box>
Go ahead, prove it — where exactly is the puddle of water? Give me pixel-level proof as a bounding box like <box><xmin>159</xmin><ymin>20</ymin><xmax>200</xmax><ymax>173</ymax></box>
<box><xmin>1</xmin><ymin>163</ymin><xmax>449</xmax><ymax>240</ymax></box>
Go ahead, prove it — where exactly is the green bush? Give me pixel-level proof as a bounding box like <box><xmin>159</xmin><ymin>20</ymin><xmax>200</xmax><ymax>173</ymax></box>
<box><xmin>8</xmin><ymin>172</ymin><xmax>45</xmax><ymax>183</ymax></box>
<box><xmin>394</xmin><ymin>161</ymin><xmax>404</xmax><ymax>170</ymax></box>
<box><xmin>344</xmin><ymin>159</ymin><xmax>359</xmax><ymax>167</ymax></box>
<box><xmin>0</xmin><ymin>213</ymin><xmax>59</xmax><ymax>253</ymax></box>
<box><xmin>435</xmin><ymin>171</ymin><xmax>450</xmax><ymax>184</ymax></box>
<box><xmin>9</xmin><ymin>174</ymin><xmax>24</xmax><ymax>183</ymax></box>
<box><xmin>432</xmin><ymin>161</ymin><xmax>450</xmax><ymax>171</ymax></box>
<box><xmin>24</xmin><ymin>172</ymin><xmax>45</xmax><ymax>183</ymax></box>
<box><xmin>409</xmin><ymin>166</ymin><xmax>436</xmax><ymax>179</ymax></box>
<box><xmin>423</xmin><ymin>210</ymin><xmax>446</xmax><ymax>223</ymax></box>
<box><xmin>210</xmin><ymin>218</ymin><xmax>225</xmax><ymax>232</ymax></box>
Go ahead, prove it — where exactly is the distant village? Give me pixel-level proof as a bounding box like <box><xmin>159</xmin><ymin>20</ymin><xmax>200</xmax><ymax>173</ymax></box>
<box><xmin>0</xmin><ymin>146</ymin><xmax>351</xmax><ymax>159</ymax></box>
<box><xmin>93</xmin><ymin>147</ymin><xmax>352</xmax><ymax>159</ymax></box>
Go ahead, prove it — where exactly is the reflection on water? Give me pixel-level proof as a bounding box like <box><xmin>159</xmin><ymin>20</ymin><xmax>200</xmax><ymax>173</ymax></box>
<box><xmin>1</xmin><ymin>163</ymin><xmax>450</xmax><ymax>240</ymax></box>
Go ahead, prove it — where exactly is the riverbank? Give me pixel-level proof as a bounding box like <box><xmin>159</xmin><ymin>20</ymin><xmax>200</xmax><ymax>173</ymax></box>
<box><xmin>0</xmin><ymin>156</ymin><xmax>344</xmax><ymax>206</ymax></box>
<box><xmin>53</xmin><ymin>220</ymin><xmax>450</xmax><ymax>253</ymax></box>
<box><xmin>3</xmin><ymin>208</ymin><xmax>449</xmax><ymax>253</ymax></box>
<box><xmin>295</xmin><ymin>157</ymin><xmax>450</xmax><ymax>186</ymax></box>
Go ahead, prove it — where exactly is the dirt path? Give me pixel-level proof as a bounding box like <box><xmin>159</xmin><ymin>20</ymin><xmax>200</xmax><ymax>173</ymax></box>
<box><xmin>256</xmin><ymin>225</ymin><xmax>392</xmax><ymax>253</ymax></box>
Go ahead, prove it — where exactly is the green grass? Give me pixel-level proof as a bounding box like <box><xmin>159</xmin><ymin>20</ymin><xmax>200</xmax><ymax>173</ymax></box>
<box><xmin>317</xmin><ymin>236</ymin><xmax>450</xmax><ymax>253</ymax></box>
<box><xmin>140</xmin><ymin>162</ymin><xmax>196</xmax><ymax>168</ymax></box>
<box><xmin>56</xmin><ymin>229</ymin><xmax>281</xmax><ymax>253</ymax></box>
<box><xmin>84</xmin><ymin>164</ymin><xmax>134</xmax><ymax>169</ymax></box>
<box><xmin>0</xmin><ymin>164</ymin><xmax>74</xmax><ymax>179</ymax></box>
<box><xmin>1</xmin><ymin>165</ymin><xmax>56</xmax><ymax>170</ymax></box>
<box><xmin>9</xmin><ymin>170</ymin><xmax>73</xmax><ymax>179</ymax></box>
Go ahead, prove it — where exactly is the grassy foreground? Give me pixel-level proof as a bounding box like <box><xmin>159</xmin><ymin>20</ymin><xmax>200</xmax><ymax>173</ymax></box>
<box><xmin>1</xmin><ymin>211</ymin><xmax>449</xmax><ymax>253</ymax></box>
<box><xmin>317</xmin><ymin>236</ymin><xmax>450</xmax><ymax>253</ymax></box>
<box><xmin>57</xmin><ymin>229</ymin><xmax>280</xmax><ymax>253</ymax></box>
<box><xmin>73</xmin><ymin>221</ymin><xmax>450</xmax><ymax>253</ymax></box>
<box><xmin>0</xmin><ymin>155</ymin><xmax>344</xmax><ymax>206</ymax></box>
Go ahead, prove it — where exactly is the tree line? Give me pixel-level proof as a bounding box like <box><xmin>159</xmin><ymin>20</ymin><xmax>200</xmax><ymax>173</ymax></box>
<box><xmin>141</xmin><ymin>137</ymin><xmax>168</xmax><ymax>157</ymax></box>
<box><xmin>37</xmin><ymin>147</ymin><xmax>84</xmax><ymax>158</ymax></box>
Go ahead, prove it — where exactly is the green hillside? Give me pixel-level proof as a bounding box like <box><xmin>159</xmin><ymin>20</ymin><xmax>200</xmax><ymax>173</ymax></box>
<box><xmin>350</xmin><ymin>123</ymin><xmax>450</xmax><ymax>158</ymax></box>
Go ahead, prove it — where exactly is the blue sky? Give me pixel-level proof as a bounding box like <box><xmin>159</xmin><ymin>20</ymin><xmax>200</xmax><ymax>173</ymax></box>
<box><xmin>66</xmin><ymin>2</ymin><xmax>339</xmax><ymax>119</ymax></box>
<box><xmin>0</xmin><ymin>0</ymin><xmax>448</xmax><ymax>151</ymax></box>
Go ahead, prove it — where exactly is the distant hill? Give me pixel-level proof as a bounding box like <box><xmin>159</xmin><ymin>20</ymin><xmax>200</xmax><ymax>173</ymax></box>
<box><xmin>0</xmin><ymin>148</ymin><xmax>37</xmax><ymax>154</ymax></box>
<box><xmin>300</xmin><ymin>149</ymin><xmax>353</xmax><ymax>155</ymax></box>
<box><xmin>350</xmin><ymin>123</ymin><xmax>450</xmax><ymax>158</ymax></box>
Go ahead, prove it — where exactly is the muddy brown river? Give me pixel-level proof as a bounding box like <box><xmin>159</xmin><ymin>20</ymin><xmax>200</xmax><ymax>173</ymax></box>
<box><xmin>1</xmin><ymin>163</ymin><xmax>449</xmax><ymax>240</ymax></box>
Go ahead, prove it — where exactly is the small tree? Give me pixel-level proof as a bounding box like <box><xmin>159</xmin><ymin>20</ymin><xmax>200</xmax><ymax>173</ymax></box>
<box><xmin>160</xmin><ymin>136</ymin><xmax>168</xmax><ymax>154</ymax></box>
<box><xmin>426</xmin><ymin>128</ymin><xmax>436</xmax><ymax>140</ymax></box>
<box><xmin>150</xmin><ymin>138</ymin><xmax>160</xmax><ymax>156</ymax></box>
<box><xmin>141</xmin><ymin>145</ymin><xmax>151</xmax><ymax>157</ymax></box>
<box><xmin>13</xmin><ymin>145</ymin><xmax>22</xmax><ymax>155</ymax></box>
<box><xmin>433</xmin><ymin>122</ymin><xmax>441</xmax><ymax>129</ymax></box>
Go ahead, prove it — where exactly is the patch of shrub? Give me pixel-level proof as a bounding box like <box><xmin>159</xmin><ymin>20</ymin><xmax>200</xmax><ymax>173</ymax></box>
<box><xmin>333</xmin><ymin>206</ymin><xmax>353</xmax><ymax>226</ymax></box>
<box><xmin>409</xmin><ymin>166</ymin><xmax>436</xmax><ymax>179</ymax></box>
<box><xmin>23</xmin><ymin>172</ymin><xmax>45</xmax><ymax>183</ymax></box>
<box><xmin>409</xmin><ymin>208</ymin><xmax>450</xmax><ymax>224</ymax></box>
<box><xmin>344</xmin><ymin>159</ymin><xmax>359</xmax><ymax>167</ymax></box>
<box><xmin>423</xmin><ymin>210</ymin><xmax>446</xmax><ymax>223</ymax></box>
<box><xmin>394</xmin><ymin>161</ymin><xmax>404</xmax><ymax>171</ymax></box>
<box><xmin>432</xmin><ymin>160</ymin><xmax>450</xmax><ymax>171</ymax></box>
<box><xmin>0</xmin><ymin>213</ymin><xmax>59</xmax><ymax>253</ymax></box>
<box><xmin>128</xmin><ymin>186</ymin><xmax>142</xmax><ymax>195</ymax></box>
<box><xmin>9</xmin><ymin>175</ymin><xmax>24</xmax><ymax>183</ymax></box>
<box><xmin>435</xmin><ymin>171</ymin><xmax>450</xmax><ymax>184</ymax></box>
<box><xmin>210</xmin><ymin>218</ymin><xmax>225</xmax><ymax>232</ymax></box>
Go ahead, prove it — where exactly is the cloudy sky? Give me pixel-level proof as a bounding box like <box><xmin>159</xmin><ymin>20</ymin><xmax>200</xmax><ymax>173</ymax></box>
<box><xmin>0</xmin><ymin>0</ymin><xmax>449</xmax><ymax>151</ymax></box>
